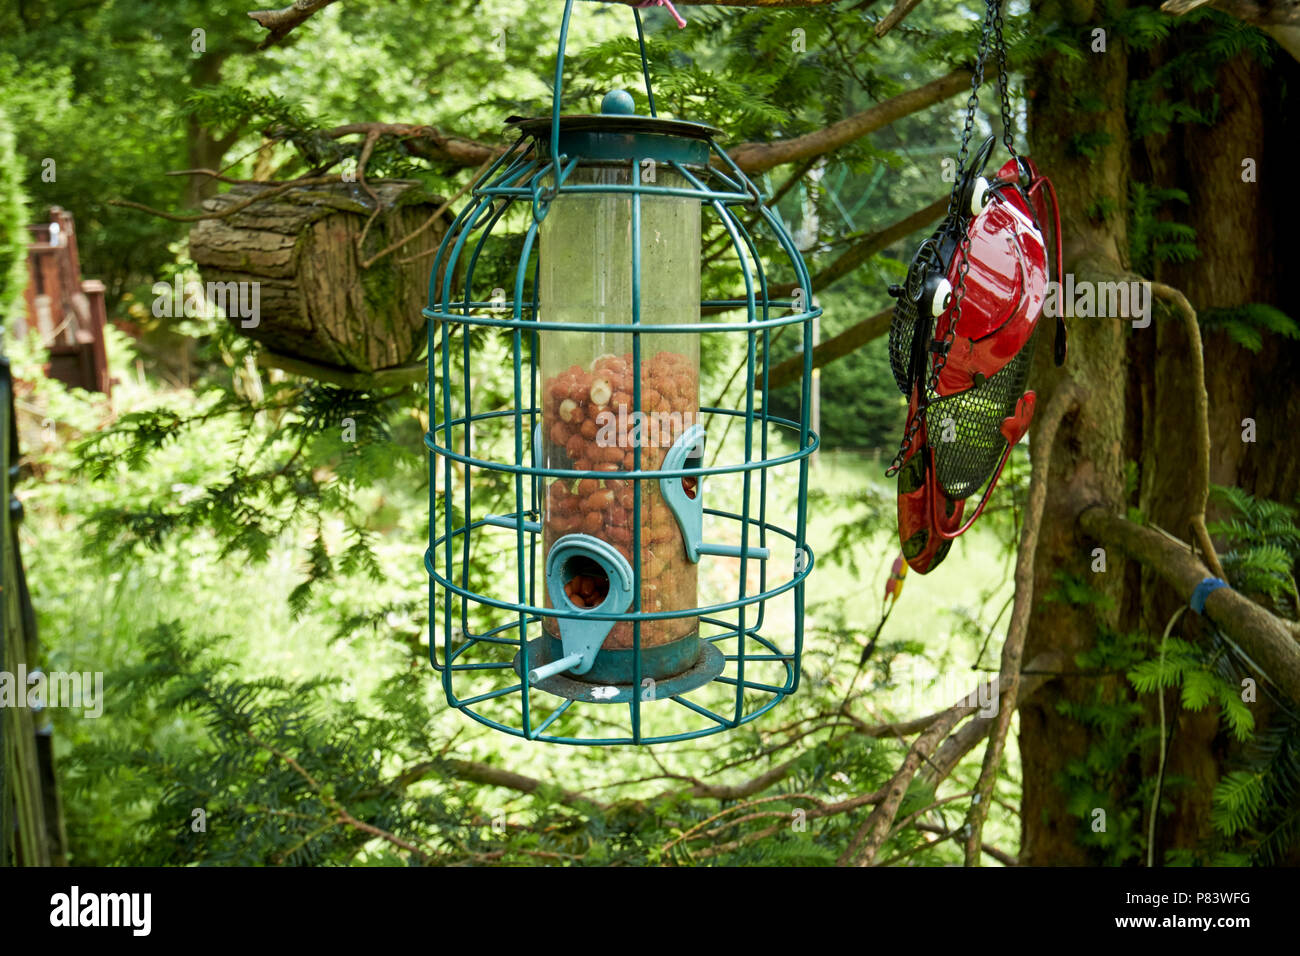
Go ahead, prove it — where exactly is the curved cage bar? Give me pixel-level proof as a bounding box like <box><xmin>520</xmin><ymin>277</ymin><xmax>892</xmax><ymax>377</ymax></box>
<box><xmin>424</xmin><ymin>0</ymin><xmax>819</xmax><ymax>744</ymax></box>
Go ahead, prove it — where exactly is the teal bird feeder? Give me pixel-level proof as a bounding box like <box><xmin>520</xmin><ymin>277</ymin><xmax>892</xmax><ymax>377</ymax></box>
<box><xmin>425</xmin><ymin>0</ymin><xmax>819</xmax><ymax>744</ymax></box>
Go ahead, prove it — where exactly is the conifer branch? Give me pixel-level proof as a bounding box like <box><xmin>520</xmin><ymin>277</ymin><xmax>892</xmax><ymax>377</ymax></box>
<box><xmin>247</xmin><ymin>730</ymin><xmax>440</xmax><ymax>864</ymax></box>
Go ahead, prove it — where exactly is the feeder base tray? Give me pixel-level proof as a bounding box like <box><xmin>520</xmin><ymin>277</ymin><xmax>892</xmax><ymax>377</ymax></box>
<box><xmin>513</xmin><ymin>637</ymin><xmax>725</xmax><ymax>704</ymax></box>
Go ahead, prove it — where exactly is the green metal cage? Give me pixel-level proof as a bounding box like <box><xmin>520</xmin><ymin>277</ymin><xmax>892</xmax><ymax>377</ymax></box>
<box><xmin>424</xmin><ymin>0</ymin><xmax>819</xmax><ymax>744</ymax></box>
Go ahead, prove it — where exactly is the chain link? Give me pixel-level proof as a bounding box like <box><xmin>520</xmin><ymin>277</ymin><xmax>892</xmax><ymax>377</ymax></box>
<box><xmin>886</xmin><ymin>0</ymin><xmax>1009</xmax><ymax>478</ymax></box>
<box><xmin>945</xmin><ymin>0</ymin><xmax>999</xmax><ymax>217</ymax></box>
<box><xmin>993</xmin><ymin>0</ymin><xmax>1018</xmax><ymax>159</ymax></box>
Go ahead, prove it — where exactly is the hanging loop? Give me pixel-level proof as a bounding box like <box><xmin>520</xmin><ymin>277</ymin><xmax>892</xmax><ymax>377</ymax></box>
<box><xmin>549</xmin><ymin>0</ymin><xmax>676</xmax><ymax>181</ymax></box>
<box><xmin>634</xmin><ymin>8</ymin><xmax>658</xmax><ymax>116</ymax></box>
<box><xmin>548</xmin><ymin>0</ymin><xmax>578</xmax><ymax>192</ymax></box>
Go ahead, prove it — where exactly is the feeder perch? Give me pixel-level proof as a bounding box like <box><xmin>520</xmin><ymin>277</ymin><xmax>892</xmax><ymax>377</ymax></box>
<box><xmin>424</xmin><ymin>0</ymin><xmax>819</xmax><ymax>744</ymax></box>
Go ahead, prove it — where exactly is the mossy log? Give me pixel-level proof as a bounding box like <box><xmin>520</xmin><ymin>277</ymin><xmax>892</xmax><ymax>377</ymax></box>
<box><xmin>189</xmin><ymin>180</ymin><xmax>451</xmax><ymax>375</ymax></box>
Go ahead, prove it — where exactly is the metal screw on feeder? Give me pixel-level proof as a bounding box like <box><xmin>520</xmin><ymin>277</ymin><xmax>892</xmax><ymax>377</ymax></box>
<box><xmin>424</xmin><ymin>0</ymin><xmax>819</xmax><ymax>745</ymax></box>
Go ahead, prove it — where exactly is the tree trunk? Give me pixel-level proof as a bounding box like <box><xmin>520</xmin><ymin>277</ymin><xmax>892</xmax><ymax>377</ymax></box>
<box><xmin>1021</xmin><ymin>0</ymin><xmax>1300</xmax><ymax>863</ymax></box>
<box><xmin>186</xmin><ymin>53</ymin><xmax>236</xmax><ymax>209</ymax></box>
<box><xmin>1020</xmin><ymin>0</ymin><xmax>1133</xmax><ymax>866</ymax></box>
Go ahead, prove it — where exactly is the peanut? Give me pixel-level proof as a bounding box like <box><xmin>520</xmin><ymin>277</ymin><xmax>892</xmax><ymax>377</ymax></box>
<box><xmin>584</xmin><ymin>489</ymin><xmax>614</xmax><ymax>512</ymax></box>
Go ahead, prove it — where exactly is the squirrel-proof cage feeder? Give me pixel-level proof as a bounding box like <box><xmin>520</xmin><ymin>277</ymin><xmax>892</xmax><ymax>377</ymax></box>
<box><xmin>424</xmin><ymin>0</ymin><xmax>819</xmax><ymax>745</ymax></box>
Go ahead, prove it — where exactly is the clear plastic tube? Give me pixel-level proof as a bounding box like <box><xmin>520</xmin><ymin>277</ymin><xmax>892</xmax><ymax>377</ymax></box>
<box><xmin>538</xmin><ymin>164</ymin><xmax>701</xmax><ymax>650</ymax></box>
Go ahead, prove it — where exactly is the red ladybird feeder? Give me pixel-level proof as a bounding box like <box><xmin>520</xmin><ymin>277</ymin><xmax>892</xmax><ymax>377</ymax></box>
<box><xmin>885</xmin><ymin>0</ymin><xmax>1066</xmax><ymax>574</ymax></box>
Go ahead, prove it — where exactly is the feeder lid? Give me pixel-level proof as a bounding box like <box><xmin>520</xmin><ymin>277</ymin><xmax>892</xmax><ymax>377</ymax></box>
<box><xmin>507</xmin><ymin>89</ymin><xmax>721</xmax><ymax>167</ymax></box>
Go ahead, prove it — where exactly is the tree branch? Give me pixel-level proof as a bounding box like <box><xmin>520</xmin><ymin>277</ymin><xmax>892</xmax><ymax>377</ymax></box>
<box><xmin>359</xmin><ymin>156</ymin><xmax>489</xmax><ymax>269</ymax></box>
<box><xmin>1160</xmin><ymin>1</ymin><xmax>1300</xmax><ymax>61</ymax></box>
<box><xmin>963</xmin><ymin>383</ymin><xmax>1082</xmax><ymax>865</ymax></box>
<box><xmin>839</xmin><ymin>694</ymin><xmax>983</xmax><ymax>866</ymax></box>
<box><xmin>806</xmin><ymin>196</ymin><xmax>949</xmax><ymax>292</ymax></box>
<box><xmin>761</xmin><ymin>193</ymin><xmax>948</xmax><ymax>301</ymax></box>
<box><xmin>247</xmin><ymin>730</ymin><xmax>438</xmax><ymax>864</ymax></box>
<box><xmin>248</xmin><ymin>0</ymin><xmax>878</xmax><ymax>52</ymax></box>
<box><xmin>729</xmin><ymin>70</ymin><xmax>972</xmax><ymax>175</ymax></box>
<box><xmin>324</xmin><ymin>122</ymin><xmax>505</xmax><ymax>170</ymax></box>
<box><xmin>914</xmin><ymin>822</ymin><xmax>1017</xmax><ymax>865</ymax></box>
<box><xmin>765</xmin><ymin>308</ymin><xmax>892</xmax><ymax>390</ymax></box>
<box><xmin>874</xmin><ymin>0</ymin><xmax>927</xmax><ymax>37</ymax></box>
<box><xmin>686</xmin><ymin>787</ymin><xmax>886</xmax><ymax>859</ymax></box>
<box><xmin>244</xmin><ymin>6</ymin><xmax>968</xmax><ymax>184</ymax></box>
<box><xmin>1078</xmin><ymin>507</ymin><xmax>1300</xmax><ymax>704</ymax></box>
<box><xmin>392</xmin><ymin>661</ymin><xmax>1033</xmax><ymax>828</ymax></box>
<box><xmin>921</xmin><ymin>651</ymin><xmax>1066</xmax><ymax>786</ymax></box>
<box><xmin>1161</xmin><ymin>0</ymin><xmax>1300</xmax><ymax>26</ymax></box>
<box><xmin>1149</xmin><ymin>281</ymin><xmax>1226</xmax><ymax>581</ymax></box>
<box><xmin>108</xmin><ymin>174</ymin><xmax>344</xmax><ymax>221</ymax></box>
<box><xmin>249</xmin><ymin>0</ymin><xmax>341</xmax><ymax>49</ymax></box>
<box><xmin>438</xmin><ymin>759</ymin><xmax>611</xmax><ymax>814</ymax></box>
<box><xmin>755</xmin><ymin>197</ymin><xmax>946</xmax><ymax>390</ymax></box>
<box><xmin>838</xmin><ymin>646</ymin><xmax>1074</xmax><ymax>867</ymax></box>
<box><xmin>323</xmin><ymin>73</ymin><xmax>970</xmax><ymax>177</ymax></box>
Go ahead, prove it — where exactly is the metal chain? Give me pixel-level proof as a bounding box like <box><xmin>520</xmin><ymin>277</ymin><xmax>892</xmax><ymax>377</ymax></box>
<box><xmin>886</xmin><ymin>0</ymin><xmax>1005</xmax><ymax>478</ymax></box>
<box><xmin>993</xmin><ymin>0</ymin><xmax>1018</xmax><ymax>159</ymax></box>
<box><xmin>885</xmin><ymin>220</ymin><xmax>972</xmax><ymax>477</ymax></box>
<box><xmin>945</xmin><ymin>0</ymin><xmax>999</xmax><ymax>218</ymax></box>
